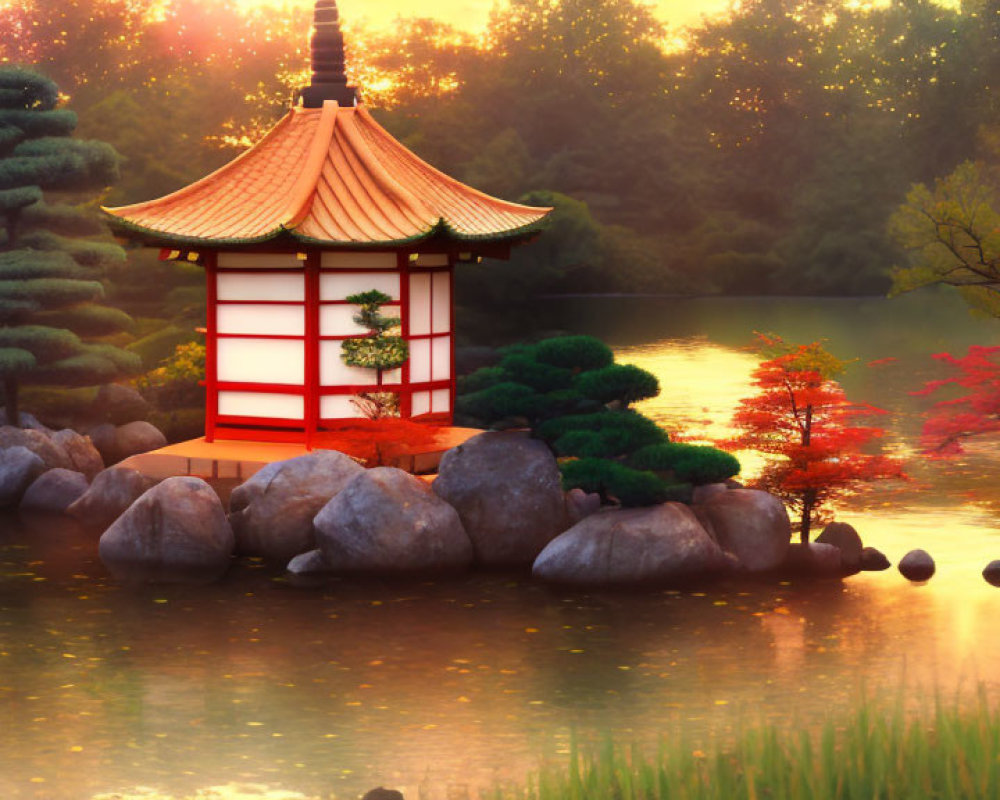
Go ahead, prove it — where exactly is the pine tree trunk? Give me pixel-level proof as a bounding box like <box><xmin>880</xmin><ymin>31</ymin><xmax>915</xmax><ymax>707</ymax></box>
<box><xmin>3</xmin><ymin>376</ymin><xmax>19</xmax><ymax>427</ymax></box>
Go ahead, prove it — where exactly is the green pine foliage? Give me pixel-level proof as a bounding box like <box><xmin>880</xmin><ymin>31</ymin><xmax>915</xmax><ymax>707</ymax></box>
<box><xmin>575</xmin><ymin>363</ymin><xmax>660</xmax><ymax>407</ymax></box>
<box><xmin>0</xmin><ymin>67</ymin><xmax>139</xmax><ymax>426</ymax></box>
<box><xmin>457</xmin><ymin>334</ymin><xmax>736</xmax><ymax>508</ymax></box>
<box><xmin>629</xmin><ymin>442</ymin><xmax>741</xmax><ymax>486</ymax></box>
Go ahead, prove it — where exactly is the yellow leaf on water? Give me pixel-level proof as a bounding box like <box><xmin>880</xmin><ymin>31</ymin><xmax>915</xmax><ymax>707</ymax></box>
<box><xmin>69</xmin><ymin>745</ymin><xmax>83</xmax><ymax>752</ymax></box>
<box><xmin>524</xmin><ymin>628</ymin><xmax>539</xmax><ymax>634</ymax></box>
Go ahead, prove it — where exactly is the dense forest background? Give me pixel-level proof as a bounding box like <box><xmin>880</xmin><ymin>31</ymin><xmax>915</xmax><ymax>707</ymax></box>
<box><xmin>2</xmin><ymin>0</ymin><xmax>998</xmax><ymax>313</ymax></box>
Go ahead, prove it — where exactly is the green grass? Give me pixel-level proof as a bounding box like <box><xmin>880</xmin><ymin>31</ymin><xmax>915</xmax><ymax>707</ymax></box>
<box><xmin>489</xmin><ymin>691</ymin><xmax>1000</xmax><ymax>800</ymax></box>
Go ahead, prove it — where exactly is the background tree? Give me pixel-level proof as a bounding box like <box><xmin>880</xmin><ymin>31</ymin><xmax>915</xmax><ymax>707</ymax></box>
<box><xmin>341</xmin><ymin>289</ymin><xmax>408</xmax><ymax>419</ymax></box>
<box><xmin>0</xmin><ymin>67</ymin><xmax>140</xmax><ymax>427</ymax></box>
<box><xmin>911</xmin><ymin>345</ymin><xmax>1000</xmax><ymax>456</ymax></box>
<box><xmin>726</xmin><ymin>334</ymin><xmax>904</xmax><ymax>542</ymax></box>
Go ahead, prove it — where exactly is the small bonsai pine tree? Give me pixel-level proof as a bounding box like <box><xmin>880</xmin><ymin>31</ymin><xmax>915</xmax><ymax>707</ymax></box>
<box><xmin>0</xmin><ymin>67</ymin><xmax>139</xmax><ymax>426</ymax></box>
<box><xmin>341</xmin><ymin>289</ymin><xmax>408</xmax><ymax>418</ymax></box>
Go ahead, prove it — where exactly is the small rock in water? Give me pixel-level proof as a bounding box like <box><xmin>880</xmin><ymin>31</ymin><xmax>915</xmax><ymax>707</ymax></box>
<box><xmin>860</xmin><ymin>546</ymin><xmax>891</xmax><ymax>571</ymax></box>
<box><xmin>816</xmin><ymin>521</ymin><xmax>864</xmax><ymax>571</ymax></box>
<box><xmin>362</xmin><ymin>789</ymin><xmax>405</xmax><ymax>800</ymax></box>
<box><xmin>898</xmin><ymin>549</ymin><xmax>935</xmax><ymax>582</ymax></box>
<box><xmin>983</xmin><ymin>560</ymin><xmax>1000</xmax><ymax>587</ymax></box>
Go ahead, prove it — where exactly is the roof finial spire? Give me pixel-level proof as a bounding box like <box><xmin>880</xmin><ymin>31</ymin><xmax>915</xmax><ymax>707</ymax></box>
<box><xmin>300</xmin><ymin>0</ymin><xmax>358</xmax><ymax>108</ymax></box>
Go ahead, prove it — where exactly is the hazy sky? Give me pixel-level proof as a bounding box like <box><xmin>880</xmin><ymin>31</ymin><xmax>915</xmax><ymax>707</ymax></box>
<box><xmin>281</xmin><ymin>0</ymin><xmax>735</xmax><ymax>34</ymax></box>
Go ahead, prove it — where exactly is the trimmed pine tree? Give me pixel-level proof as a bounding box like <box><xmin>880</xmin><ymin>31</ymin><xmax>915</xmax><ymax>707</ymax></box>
<box><xmin>0</xmin><ymin>67</ymin><xmax>139</xmax><ymax>426</ymax></box>
<box><xmin>341</xmin><ymin>289</ymin><xmax>408</xmax><ymax>418</ymax></box>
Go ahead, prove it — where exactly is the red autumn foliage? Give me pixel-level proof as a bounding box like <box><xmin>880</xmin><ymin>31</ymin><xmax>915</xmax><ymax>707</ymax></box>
<box><xmin>315</xmin><ymin>418</ymin><xmax>442</xmax><ymax>467</ymax></box>
<box><xmin>912</xmin><ymin>345</ymin><xmax>1000</xmax><ymax>457</ymax></box>
<box><xmin>726</xmin><ymin>337</ymin><xmax>905</xmax><ymax>543</ymax></box>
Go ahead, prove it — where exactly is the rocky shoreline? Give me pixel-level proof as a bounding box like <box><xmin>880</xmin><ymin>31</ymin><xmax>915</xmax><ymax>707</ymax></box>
<box><xmin>0</xmin><ymin>421</ymin><xmax>927</xmax><ymax>588</ymax></box>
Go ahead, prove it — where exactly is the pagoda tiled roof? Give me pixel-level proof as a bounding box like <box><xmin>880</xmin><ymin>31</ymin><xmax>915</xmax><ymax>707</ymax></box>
<box><xmin>103</xmin><ymin>102</ymin><xmax>551</xmax><ymax>248</ymax></box>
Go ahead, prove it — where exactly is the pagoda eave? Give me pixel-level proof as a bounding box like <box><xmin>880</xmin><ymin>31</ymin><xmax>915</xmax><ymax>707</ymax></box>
<box><xmin>104</xmin><ymin>214</ymin><xmax>547</xmax><ymax>259</ymax></box>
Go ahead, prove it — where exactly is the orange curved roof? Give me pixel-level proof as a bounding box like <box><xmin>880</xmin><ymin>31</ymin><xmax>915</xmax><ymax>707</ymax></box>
<box><xmin>103</xmin><ymin>102</ymin><xmax>551</xmax><ymax>248</ymax></box>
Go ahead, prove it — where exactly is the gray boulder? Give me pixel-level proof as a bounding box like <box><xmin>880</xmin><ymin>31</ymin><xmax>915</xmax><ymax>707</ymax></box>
<box><xmin>696</xmin><ymin>489</ymin><xmax>791</xmax><ymax>572</ymax></box>
<box><xmin>899</xmin><ymin>549</ymin><xmax>935</xmax><ymax>582</ymax></box>
<box><xmin>287</xmin><ymin>549</ymin><xmax>333</xmax><ymax>575</ymax></box>
<box><xmin>20</xmin><ymin>468</ymin><xmax>89</xmax><ymax>514</ymax></box>
<box><xmin>315</xmin><ymin>467</ymin><xmax>473</xmax><ymax>574</ymax></box>
<box><xmin>108</xmin><ymin>421</ymin><xmax>168</xmax><ymax>464</ymax></box>
<box><xmin>816</xmin><ymin>521</ymin><xmax>864</xmax><ymax>571</ymax></box>
<box><xmin>983</xmin><ymin>560</ymin><xmax>1000</xmax><ymax>587</ymax></box>
<box><xmin>66</xmin><ymin>466</ymin><xmax>157</xmax><ymax>530</ymax></box>
<box><xmin>0</xmin><ymin>446</ymin><xmax>46</xmax><ymax>507</ymax></box>
<box><xmin>691</xmin><ymin>483</ymin><xmax>729</xmax><ymax>504</ymax></box>
<box><xmin>99</xmin><ymin>477</ymin><xmax>234</xmax><ymax>582</ymax></box>
<box><xmin>0</xmin><ymin>426</ymin><xmax>72</xmax><ymax>470</ymax></box>
<box><xmin>0</xmin><ymin>410</ymin><xmax>51</xmax><ymax>432</ymax></box>
<box><xmin>88</xmin><ymin>423</ymin><xmax>118</xmax><ymax>464</ymax></box>
<box><xmin>565</xmin><ymin>487</ymin><xmax>602</xmax><ymax>525</ymax></box>
<box><xmin>532</xmin><ymin>503</ymin><xmax>728</xmax><ymax>586</ymax></box>
<box><xmin>229</xmin><ymin>449</ymin><xmax>364</xmax><ymax>561</ymax></box>
<box><xmin>860</xmin><ymin>547</ymin><xmax>891</xmax><ymax>571</ymax></box>
<box><xmin>783</xmin><ymin>542</ymin><xmax>843</xmax><ymax>577</ymax></box>
<box><xmin>432</xmin><ymin>431</ymin><xmax>568</xmax><ymax>566</ymax></box>
<box><xmin>50</xmin><ymin>429</ymin><xmax>104</xmax><ymax>479</ymax></box>
<box><xmin>92</xmin><ymin>383</ymin><xmax>150</xmax><ymax>425</ymax></box>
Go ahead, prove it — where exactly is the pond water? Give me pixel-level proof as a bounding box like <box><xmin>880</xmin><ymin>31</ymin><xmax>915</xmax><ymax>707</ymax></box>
<box><xmin>3</xmin><ymin>289</ymin><xmax>1000</xmax><ymax>800</ymax></box>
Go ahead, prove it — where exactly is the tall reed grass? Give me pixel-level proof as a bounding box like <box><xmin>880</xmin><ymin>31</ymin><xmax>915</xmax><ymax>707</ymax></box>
<box><xmin>489</xmin><ymin>691</ymin><xmax>1000</xmax><ymax>800</ymax></box>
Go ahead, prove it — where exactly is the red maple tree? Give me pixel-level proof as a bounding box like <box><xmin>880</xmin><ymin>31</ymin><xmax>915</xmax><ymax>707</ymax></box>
<box><xmin>725</xmin><ymin>335</ymin><xmax>905</xmax><ymax>543</ymax></box>
<box><xmin>912</xmin><ymin>345</ymin><xmax>1000</xmax><ymax>456</ymax></box>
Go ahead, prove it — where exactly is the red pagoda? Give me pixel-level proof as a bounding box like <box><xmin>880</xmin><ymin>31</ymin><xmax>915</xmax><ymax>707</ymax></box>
<box><xmin>104</xmin><ymin>0</ymin><xmax>550</xmax><ymax>448</ymax></box>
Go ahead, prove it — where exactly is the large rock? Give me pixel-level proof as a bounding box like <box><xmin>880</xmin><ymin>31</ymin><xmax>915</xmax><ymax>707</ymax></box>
<box><xmin>50</xmin><ymin>429</ymin><xmax>104</xmax><ymax>479</ymax></box>
<box><xmin>532</xmin><ymin>503</ymin><xmax>728</xmax><ymax>586</ymax></box>
<box><xmin>816</xmin><ymin>521</ymin><xmax>864</xmax><ymax>571</ymax></box>
<box><xmin>782</xmin><ymin>542</ymin><xmax>843</xmax><ymax>577</ymax></box>
<box><xmin>229</xmin><ymin>449</ymin><xmax>364</xmax><ymax>561</ymax></box>
<box><xmin>0</xmin><ymin>446</ymin><xmax>46</xmax><ymax>507</ymax></box>
<box><xmin>99</xmin><ymin>477</ymin><xmax>234</xmax><ymax>582</ymax></box>
<box><xmin>66</xmin><ymin>466</ymin><xmax>157</xmax><ymax>530</ymax></box>
<box><xmin>898</xmin><ymin>549</ymin><xmax>935</xmax><ymax>582</ymax></box>
<box><xmin>432</xmin><ymin>431</ymin><xmax>569</xmax><ymax>566</ymax></box>
<box><xmin>20</xmin><ymin>468</ymin><xmax>89</xmax><ymax>514</ymax></box>
<box><xmin>315</xmin><ymin>467</ymin><xmax>473</xmax><ymax>574</ymax></box>
<box><xmin>0</xmin><ymin>426</ymin><xmax>72</xmax><ymax>470</ymax></box>
<box><xmin>106</xmin><ymin>421</ymin><xmax>167</xmax><ymax>464</ymax></box>
<box><xmin>696</xmin><ymin>489</ymin><xmax>791</xmax><ymax>572</ymax></box>
<box><xmin>92</xmin><ymin>383</ymin><xmax>150</xmax><ymax>425</ymax></box>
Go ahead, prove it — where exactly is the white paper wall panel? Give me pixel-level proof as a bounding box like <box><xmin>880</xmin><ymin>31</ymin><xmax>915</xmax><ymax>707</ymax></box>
<box><xmin>432</xmin><ymin>336</ymin><xmax>451</xmax><ymax>381</ymax></box>
<box><xmin>411</xmin><ymin>391</ymin><xmax>431</xmax><ymax>417</ymax></box>
<box><xmin>321</xmin><ymin>395</ymin><xmax>368</xmax><ymax>419</ymax></box>
<box><xmin>217</xmin><ymin>304</ymin><xmax>305</xmax><ymax>336</ymax></box>
<box><xmin>409</xmin><ymin>273</ymin><xmax>431</xmax><ymax>336</ymax></box>
<box><xmin>321</xmin><ymin>252</ymin><xmax>396</xmax><ymax>269</ymax></box>
<box><xmin>432</xmin><ymin>389</ymin><xmax>451</xmax><ymax>413</ymax></box>
<box><xmin>432</xmin><ymin>272</ymin><xmax>451</xmax><ymax>333</ymax></box>
<box><xmin>413</xmin><ymin>254</ymin><xmax>448</xmax><ymax>267</ymax></box>
<box><xmin>320</xmin><ymin>272</ymin><xmax>399</xmax><ymax>301</ymax></box>
<box><xmin>217</xmin><ymin>253</ymin><xmax>303</xmax><ymax>269</ymax></box>
<box><xmin>382</xmin><ymin>367</ymin><xmax>402</xmax><ymax>384</ymax></box>
<box><xmin>320</xmin><ymin>341</ymin><xmax>378</xmax><ymax>386</ymax></box>
<box><xmin>218</xmin><ymin>391</ymin><xmax>303</xmax><ymax>419</ymax></box>
<box><xmin>320</xmin><ymin>304</ymin><xmax>401</xmax><ymax>336</ymax></box>
<box><xmin>409</xmin><ymin>338</ymin><xmax>431</xmax><ymax>383</ymax></box>
<box><xmin>217</xmin><ymin>272</ymin><xmax>305</xmax><ymax>302</ymax></box>
<box><xmin>217</xmin><ymin>339</ymin><xmax>304</xmax><ymax>384</ymax></box>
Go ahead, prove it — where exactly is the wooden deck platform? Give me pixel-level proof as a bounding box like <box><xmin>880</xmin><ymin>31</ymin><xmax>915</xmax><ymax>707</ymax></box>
<box><xmin>119</xmin><ymin>425</ymin><xmax>481</xmax><ymax>482</ymax></box>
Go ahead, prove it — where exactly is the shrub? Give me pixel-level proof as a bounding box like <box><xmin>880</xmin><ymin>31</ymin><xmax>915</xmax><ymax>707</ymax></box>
<box><xmin>538</xmin><ymin>388</ymin><xmax>600</xmax><ymax>417</ymax></box>
<box><xmin>560</xmin><ymin>458</ymin><xmax>668</xmax><ymax>507</ymax></box>
<box><xmin>499</xmin><ymin>353</ymin><xmax>574</xmax><ymax>393</ymax></box>
<box><xmin>456</xmin><ymin>366</ymin><xmax>506</xmax><ymax>395</ymax></box>
<box><xmin>576</xmin><ymin>363</ymin><xmax>660</xmax><ymax>407</ymax></box>
<box><xmin>537</xmin><ymin>410</ymin><xmax>668</xmax><ymax>453</ymax></box>
<box><xmin>534</xmin><ymin>335</ymin><xmax>614</xmax><ymax>371</ymax></box>
<box><xmin>455</xmin><ymin>381</ymin><xmax>541</xmax><ymax>422</ymax></box>
<box><xmin>629</xmin><ymin>442</ymin><xmax>741</xmax><ymax>485</ymax></box>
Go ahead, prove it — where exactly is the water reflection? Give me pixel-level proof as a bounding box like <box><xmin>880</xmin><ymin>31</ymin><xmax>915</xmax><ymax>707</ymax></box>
<box><xmin>3</xmin><ymin>293</ymin><xmax>1000</xmax><ymax>799</ymax></box>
